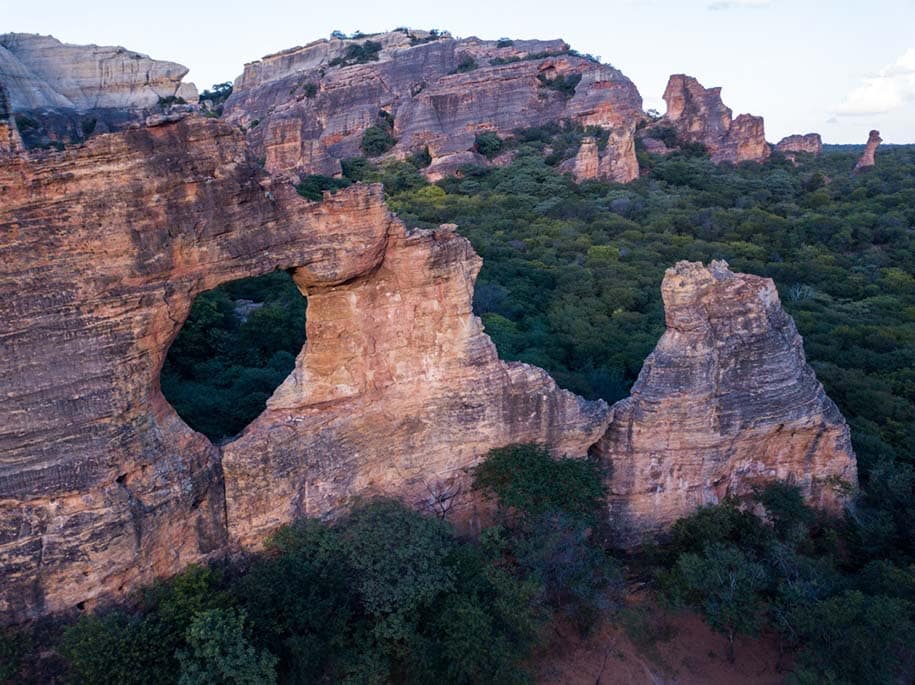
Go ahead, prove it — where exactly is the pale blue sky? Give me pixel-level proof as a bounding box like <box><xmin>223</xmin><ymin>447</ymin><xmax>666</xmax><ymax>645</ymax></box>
<box><xmin>6</xmin><ymin>0</ymin><xmax>915</xmax><ymax>143</ymax></box>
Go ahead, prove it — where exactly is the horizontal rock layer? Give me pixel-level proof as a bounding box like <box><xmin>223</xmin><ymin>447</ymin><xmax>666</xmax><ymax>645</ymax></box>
<box><xmin>592</xmin><ymin>261</ymin><xmax>856</xmax><ymax>543</ymax></box>
<box><xmin>0</xmin><ymin>33</ymin><xmax>196</xmax><ymax>111</ymax></box>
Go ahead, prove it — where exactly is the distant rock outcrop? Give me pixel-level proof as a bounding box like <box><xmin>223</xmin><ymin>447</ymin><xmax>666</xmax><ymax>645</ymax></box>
<box><xmin>224</xmin><ymin>31</ymin><xmax>644</xmax><ymax>183</ymax></box>
<box><xmin>0</xmin><ymin>33</ymin><xmax>197</xmax><ymax>147</ymax></box>
<box><xmin>592</xmin><ymin>261</ymin><xmax>857</xmax><ymax>543</ymax></box>
<box><xmin>775</xmin><ymin>132</ymin><xmax>822</xmax><ymax>161</ymax></box>
<box><xmin>654</xmin><ymin>74</ymin><xmax>770</xmax><ymax>164</ymax></box>
<box><xmin>854</xmin><ymin>129</ymin><xmax>882</xmax><ymax>172</ymax></box>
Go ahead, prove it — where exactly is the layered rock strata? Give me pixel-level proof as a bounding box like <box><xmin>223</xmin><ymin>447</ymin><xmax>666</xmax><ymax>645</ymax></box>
<box><xmin>0</xmin><ymin>34</ymin><xmax>197</xmax><ymax>147</ymax></box>
<box><xmin>0</xmin><ymin>116</ymin><xmax>608</xmax><ymax>622</ymax></box>
<box><xmin>224</xmin><ymin>31</ymin><xmax>644</xmax><ymax>182</ymax></box>
<box><xmin>0</xmin><ymin>34</ymin><xmax>196</xmax><ymax>110</ymax></box>
<box><xmin>657</xmin><ymin>74</ymin><xmax>770</xmax><ymax>164</ymax></box>
<box><xmin>0</xmin><ymin>84</ymin><xmax>23</xmax><ymax>157</ymax></box>
<box><xmin>854</xmin><ymin>129</ymin><xmax>882</xmax><ymax>171</ymax></box>
<box><xmin>592</xmin><ymin>261</ymin><xmax>857</xmax><ymax>543</ymax></box>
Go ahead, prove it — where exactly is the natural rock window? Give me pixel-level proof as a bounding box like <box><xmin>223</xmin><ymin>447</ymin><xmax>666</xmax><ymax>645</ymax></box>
<box><xmin>160</xmin><ymin>271</ymin><xmax>306</xmax><ymax>442</ymax></box>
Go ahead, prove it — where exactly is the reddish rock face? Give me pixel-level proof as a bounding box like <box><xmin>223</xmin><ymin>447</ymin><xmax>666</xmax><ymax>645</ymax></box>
<box><xmin>224</xmin><ymin>32</ymin><xmax>644</xmax><ymax>183</ymax></box>
<box><xmin>592</xmin><ymin>261</ymin><xmax>856</xmax><ymax>543</ymax></box>
<box><xmin>854</xmin><ymin>129</ymin><xmax>882</xmax><ymax>171</ymax></box>
<box><xmin>658</xmin><ymin>74</ymin><xmax>770</xmax><ymax>164</ymax></box>
<box><xmin>0</xmin><ymin>116</ymin><xmax>608</xmax><ymax>622</ymax></box>
<box><xmin>776</xmin><ymin>133</ymin><xmax>823</xmax><ymax>158</ymax></box>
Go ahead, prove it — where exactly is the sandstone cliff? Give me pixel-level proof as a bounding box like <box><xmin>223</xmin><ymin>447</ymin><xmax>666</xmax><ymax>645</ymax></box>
<box><xmin>223</xmin><ymin>31</ymin><xmax>644</xmax><ymax>183</ymax></box>
<box><xmin>854</xmin><ymin>129</ymin><xmax>881</xmax><ymax>172</ymax></box>
<box><xmin>654</xmin><ymin>74</ymin><xmax>770</xmax><ymax>164</ymax></box>
<box><xmin>0</xmin><ymin>34</ymin><xmax>197</xmax><ymax>147</ymax></box>
<box><xmin>592</xmin><ymin>261</ymin><xmax>857</xmax><ymax>543</ymax></box>
<box><xmin>0</xmin><ymin>116</ymin><xmax>607</xmax><ymax>622</ymax></box>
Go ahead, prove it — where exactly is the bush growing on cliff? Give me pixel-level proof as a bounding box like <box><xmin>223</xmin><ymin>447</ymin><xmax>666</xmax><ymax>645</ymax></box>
<box><xmin>361</xmin><ymin>125</ymin><xmax>396</xmax><ymax>157</ymax></box>
<box><xmin>328</xmin><ymin>40</ymin><xmax>382</xmax><ymax>67</ymax></box>
<box><xmin>295</xmin><ymin>174</ymin><xmax>351</xmax><ymax>201</ymax></box>
<box><xmin>537</xmin><ymin>72</ymin><xmax>582</xmax><ymax>97</ymax></box>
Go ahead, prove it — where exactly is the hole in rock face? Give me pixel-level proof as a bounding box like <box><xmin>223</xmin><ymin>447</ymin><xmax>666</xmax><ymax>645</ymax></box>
<box><xmin>160</xmin><ymin>271</ymin><xmax>306</xmax><ymax>443</ymax></box>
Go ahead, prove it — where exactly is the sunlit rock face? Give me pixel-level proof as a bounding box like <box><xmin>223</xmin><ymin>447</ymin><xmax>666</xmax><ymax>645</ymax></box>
<box><xmin>0</xmin><ymin>115</ymin><xmax>608</xmax><ymax>623</ymax></box>
<box><xmin>854</xmin><ymin>129</ymin><xmax>882</xmax><ymax>172</ymax></box>
<box><xmin>592</xmin><ymin>261</ymin><xmax>857</xmax><ymax>544</ymax></box>
<box><xmin>224</xmin><ymin>31</ymin><xmax>644</xmax><ymax>183</ymax></box>
<box><xmin>657</xmin><ymin>74</ymin><xmax>770</xmax><ymax>164</ymax></box>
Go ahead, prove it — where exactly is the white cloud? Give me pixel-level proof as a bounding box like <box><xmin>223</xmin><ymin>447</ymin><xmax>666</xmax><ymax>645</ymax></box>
<box><xmin>836</xmin><ymin>48</ymin><xmax>915</xmax><ymax>116</ymax></box>
<box><xmin>708</xmin><ymin>0</ymin><xmax>772</xmax><ymax>10</ymax></box>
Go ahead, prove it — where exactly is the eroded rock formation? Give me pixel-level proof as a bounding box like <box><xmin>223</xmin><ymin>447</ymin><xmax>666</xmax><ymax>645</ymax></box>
<box><xmin>776</xmin><ymin>133</ymin><xmax>822</xmax><ymax>160</ymax></box>
<box><xmin>0</xmin><ymin>34</ymin><xmax>196</xmax><ymax>111</ymax></box>
<box><xmin>0</xmin><ymin>33</ymin><xmax>197</xmax><ymax>148</ymax></box>
<box><xmin>656</xmin><ymin>74</ymin><xmax>770</xmax><ymax>164</ymax></box>
<box><xmin>592</xmin><ymin>261</ymin><xmax>857</xmax><ymax>543</ymax></box>
<box><xmin>224</xmin><ymin>31</ymin><xmax>644</xmax><ymax>183</ymax></box>
<box><xmin>854</xmin><ymin>129</ymin><xmax>882</xmax><ymax>172</ymax></box>
<box><xmin>0</xmin><ymin>116</ymin><xmax>607</xmax><ymax>622</ymax></box>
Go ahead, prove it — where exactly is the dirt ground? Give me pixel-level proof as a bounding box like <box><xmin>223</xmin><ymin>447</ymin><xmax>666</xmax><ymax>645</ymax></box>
<box><xmin>532</xmin><ymin>600</ymin><xmax>789</xmax><ymax>685</ymax></box>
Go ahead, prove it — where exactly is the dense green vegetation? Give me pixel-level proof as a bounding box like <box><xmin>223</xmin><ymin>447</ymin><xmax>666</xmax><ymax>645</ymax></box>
<box><xmin>160</xmin><ymin>271</ymin><xmax>305</xmax><ymax>441</ymax></box>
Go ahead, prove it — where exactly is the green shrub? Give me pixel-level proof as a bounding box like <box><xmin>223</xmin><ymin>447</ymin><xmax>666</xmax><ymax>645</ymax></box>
<box><xmin>473</xmin><ymin>444</ymin><xmax>607</xmax><ymax>527</ymax></box>
<box><xmin>295</xmin><ymin>174</ymin><xmax>352</xmax><ymax>201</ymax></box>
<box><xmin>328</xmin><ymin>40</ymin><xmax>382</xmax><ymax>67</ymax></box>
<box><xmin>177</xmin><ymin>608</ymin><xmax>277</xmax><ymax>685</ymax></box>
<box><xmin>789</xmin><ymin>591</ymin><xmax>915</xmax><ymax>684</ymax></box>
<box><xmin>537</xmin><ymin>72</ymin><xmax>582</xmax><ymax>97</ymax></box>
<box><xmin>361</xmin><ymin>125</ymin><xmax>396</xmax><ymax>157</ymax></box>
<box><xmin>475</xmin><ymin>131</ymin><xmax>504</xmax><ymax>159</ymax></box>
<box><xmin>452</xmin><ymin>53</ymin><xmax>478</xmax><ymax>74</ymax></box>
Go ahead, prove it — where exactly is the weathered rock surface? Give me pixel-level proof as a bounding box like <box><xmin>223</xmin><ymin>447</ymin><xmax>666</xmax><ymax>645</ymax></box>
<box><xmin>655</xmin><ymin>74</ymin><xmax>770</xmax><ymax>164</ymax></box>
<box><xmin>775</xmin><ymin>133</ymin><xmax>822</xmax><ymax>160</ymax></box>
<box><xmin>224</xmin><ymin>31</ymin><xmax>644</xmax><ymax>183</ymax></box>
<box><xmin>854</xmin><ymin>129</ymin><xmax>881</xmax><ymax>171</ymax></box>
<box><xmin>592</xmin><ymin>261</ymin><xmax>856</xmax><ymax>543</ymax></box>
<box><xmin>0</xmin><ymin>116</ymin><xmax>608</xmax><ymax>622</ymax></box>
<box><xmin>0</xmin><ymin>34</ymin><xmax>197</xmax><ymax>148</ymax></box>
<box><xmin>0</xmin><ymin>33</ymin><xmax>196</xmax><ymax>111</ymax></box>
<box><xmin>560</xmin><ymin>130</ymin><xmax>638</xmax><ymax>183</ymax></box>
